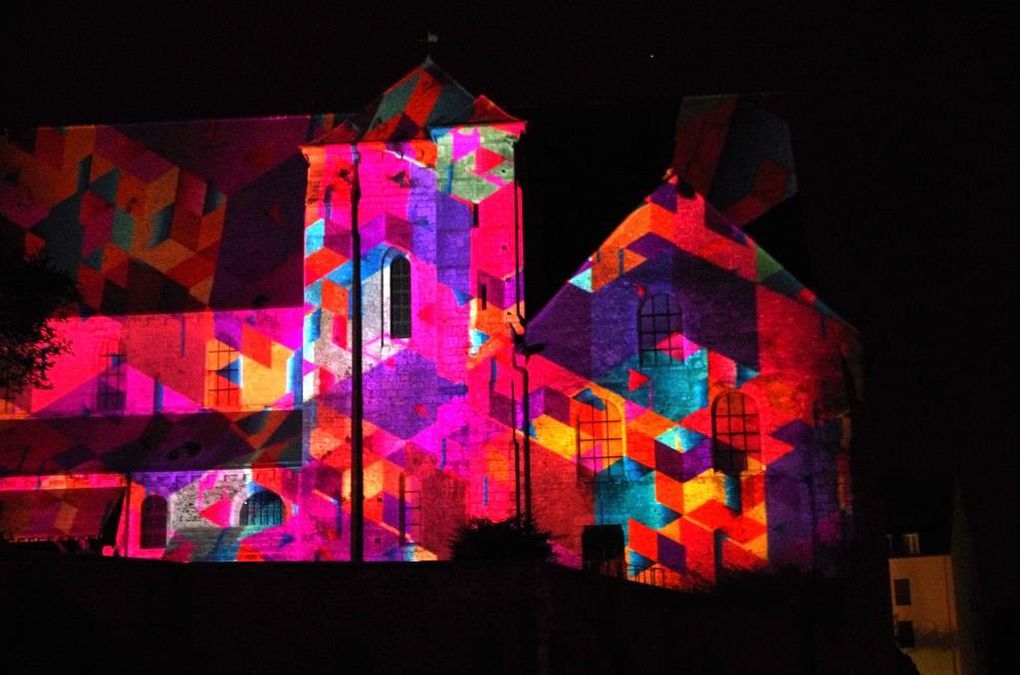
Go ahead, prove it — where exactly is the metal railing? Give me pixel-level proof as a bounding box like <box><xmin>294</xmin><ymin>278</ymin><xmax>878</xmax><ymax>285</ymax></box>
<box><xmin>585</xmin><ymin>560</ymin><xmax>670</xmax><ymax>589</ymax></box>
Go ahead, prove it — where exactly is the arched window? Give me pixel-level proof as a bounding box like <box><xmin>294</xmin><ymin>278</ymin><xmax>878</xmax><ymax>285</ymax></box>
<box><xmin>140</xmin><ymin>495</ymin><xmax>168</xmax><ymax>549</ymax></box>
<box><xmin>576</xmin><ymin>396</ymin><xmax>624</xmax><ymax>475</ymax></box>
<box><xmin>389</xmin><ymin>256</ymin><xmax>412</xmax><ymax>338</ymax></box>
<box><xmin>240</xmin><ymin>490</ymin><xmax>284</xmax><ymax>527</ymax></box>
<box><xmin>711</xmin><ymin>391</ymin><xmax>761</xmax><ymax>473</ymax></box>
<box><xmin>206</xmin><ymin>338</ymin><xmax>241</xmax><ymax>408</ymax></box>
<box><xmin>638</xmin><ymin>294</ymin><xmax>683</xmax><ymax>366</ymax></box>
<box><xmin>97</xmin><ymin>339</ymin><xmax>126</xmax><ymax>412</ymax></box>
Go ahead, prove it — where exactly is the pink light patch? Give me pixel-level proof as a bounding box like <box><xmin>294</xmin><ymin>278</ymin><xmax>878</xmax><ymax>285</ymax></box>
<box><xmin>200</xmin><ymin>498</ymin><xmax>234</xmax><ymax>528</ymax></box>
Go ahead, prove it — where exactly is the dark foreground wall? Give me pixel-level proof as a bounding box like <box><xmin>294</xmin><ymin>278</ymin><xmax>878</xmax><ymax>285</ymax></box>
<box><xmin>1</xmin><ymin>551</ymin><xmax>905</xmax><ymax>674</ymax></box>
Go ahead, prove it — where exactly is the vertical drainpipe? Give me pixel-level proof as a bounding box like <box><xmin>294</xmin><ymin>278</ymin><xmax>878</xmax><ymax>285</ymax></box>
<box><xmin>510</xmin><ymin>136</ymin><xmax>532</xmax><ymax>523</ymax></box>
<box><xmin>124</xmin><ymin>472</ymin><xmax>131</xmax><ymax>557</ymax></box>
<box><xmin>350</xmin><ymin>145</ymin><xmax>364</xmax><ymax>563</ymax></box>
<box><xmin>511</xmin><ymin>351</ymin><xmax>532</xmax><ymax>523</ymax></box>
<box><xmin>511</xmin><ymin>380</ymin><xmax>522</xmax><ymax>524</ymax></box>
<box><xmin>398</xmin><ymin>472</ymin><xmax>406</xmax><ymax>547</ymax></box>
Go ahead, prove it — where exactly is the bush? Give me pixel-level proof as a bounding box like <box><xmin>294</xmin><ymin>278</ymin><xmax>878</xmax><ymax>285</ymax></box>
<box><xmin>450</xmin><ymin>517</ymin><xmax>554</xmax><ymax>562</ymax></box>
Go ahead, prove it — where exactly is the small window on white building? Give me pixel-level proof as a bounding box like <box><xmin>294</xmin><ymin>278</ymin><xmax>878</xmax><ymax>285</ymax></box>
<box><xmin>895</xmin><ymin>620</ymin><xmax>915</xmax><ymax>648</ymax></box>
<box><xmin>893</xmin><ymin>578</ymin><xmax>912</xmax><ymax>606</ymax></box>
<box><xmin>902</xmin><ymin>532</ymin><xmax>920</xmax><ymax>555</ymax></box>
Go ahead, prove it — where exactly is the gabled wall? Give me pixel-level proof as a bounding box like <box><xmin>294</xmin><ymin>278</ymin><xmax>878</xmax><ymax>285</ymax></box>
<box><xmin>525</xmin><ymin>176</ymin><xmax>858</xmax><ymax>583</ymax></box>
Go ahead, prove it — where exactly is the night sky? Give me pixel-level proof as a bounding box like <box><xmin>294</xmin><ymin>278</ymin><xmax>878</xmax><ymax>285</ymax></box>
<box><xmin>6</xmin><ymin>2</ymin><xmax>1017</xmax><ymax>613</ymax></box>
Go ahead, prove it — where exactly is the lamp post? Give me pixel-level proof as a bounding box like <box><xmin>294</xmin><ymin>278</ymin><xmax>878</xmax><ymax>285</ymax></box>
<box><xmin>350</xmin><ymin>145</ymin><xmax>364</xmax><ymax>563</ymax></box>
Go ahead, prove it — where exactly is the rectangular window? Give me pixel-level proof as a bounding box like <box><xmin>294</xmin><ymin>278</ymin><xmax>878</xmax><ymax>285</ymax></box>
<box><xmin>895</xmin><ymin>620</ymin><xmax>915</xmax><ymax>648</ymax></box>
<box><xmin>206</xmin><ymin>340</ymin><xmax>241</xmax><ymax>408</ymax></box>
<box><xmin>903</xmin><ymin>532</ymin><xmax>920</xmax><ymax>555</ymax></box>
<box><xmin>479</xmin><ymin>283</ymin><xmax>487</xmax><ymax>310</ymax></box>
<box><xmin>894</xmin><ymin>578</ymin><xmax>912</xmax><ymax>606</ymax></box>
<box><xmin>577</xmin><ymin>399</ymin><xmax>624</xmax><ymax>476</ymax></box>
<box><xmin>389</xmin><ymin>257</ymin><xmax>412</xmax><ymax>339</ymax></box>
<box><xmin>97</xmin><ymin>341</ymin><xmax>126</xmax><ymax>412</ymax></box>
<box><xmin>471</xmin><ymin>202</ymin><xmax>479</xmax><ymax>228</ymax></box>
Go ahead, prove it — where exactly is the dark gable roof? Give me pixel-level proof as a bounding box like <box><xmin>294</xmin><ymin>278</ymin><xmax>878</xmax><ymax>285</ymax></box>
<box><xmin>309</xmin><ymin>58</ymin><xmax>521</xmax><ymax>146</ymax></box>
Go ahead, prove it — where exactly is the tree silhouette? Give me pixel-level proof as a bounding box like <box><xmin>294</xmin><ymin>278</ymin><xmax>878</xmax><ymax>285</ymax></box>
<box><xmin>0</xmin><ymin>249</ymin><xmax>79</xmax><ymax>396</ymax></box>
<box><xmin>450</xmin><ymin>517</ymin><xmax>554</xmax><ymax>562</ymax></box>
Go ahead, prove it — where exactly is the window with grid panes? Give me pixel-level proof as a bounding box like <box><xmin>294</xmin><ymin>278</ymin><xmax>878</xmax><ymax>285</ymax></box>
<box><xmin>711</xmin><ymin>391</ymin><xmax>761</xmax><ymax>473</ymax></box>
<box><xmin>240</xmin><ymin>490</ymin><xmax>284</xmax><ymax>527</ymax></box>
<box><xmin>390</xmin><ymin>256</ymin><xmax>411</xmax><ymax>338</ymax></box>
<box><xmin>97</xmin><ymin>339</ymin><xmax>126</xmax><ymax>412</ymax></box>
<box><xmin>638</xmin><ymin>294</ymin><xmax>683</xmax><ymax>366</ymax></box>
<box><xmin>206</xmin><ymin>340</ymin><xmax>241</xmax><ymax>408</ymax></box>
<box><xmin>577</xmin><ymin>397</ymin><xmax>624</xmax><ymax>476</ymax></box>
<box><xmin>140</xmin><ymin>495</ymin><xmax>168</xmax><ymax>549</ymax></box>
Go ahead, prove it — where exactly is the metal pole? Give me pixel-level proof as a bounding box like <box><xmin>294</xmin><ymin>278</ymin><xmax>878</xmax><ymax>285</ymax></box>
<box><xmin>350</xmin><ymin>145</ymin><xmax>364</xmax><ymax>563</ymax></box>
<box><xmin>511</xmin><ymin>379</ymin><xmax>521</xmax><ymax>524</ymax></box>
<box><xmin>522</xmin><ymin>362</ymin><xmax>532</xmax><ymax>523</ymax></box>
<box><xmin>511</xmin><ymin>354</ymin><xmax>532</xmax><ymax>523</ymax></box>
<box><xmin>398</xmin><ymin>472</ymin><xmax>406</xmax><ymax>547</ymax></box>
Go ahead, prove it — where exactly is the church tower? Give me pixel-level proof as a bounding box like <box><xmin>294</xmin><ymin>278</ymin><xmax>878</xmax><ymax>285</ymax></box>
<box><xmin>300</xmin><ymin>61</ymin><xmax>526</xmax><ymax>560</ymax></box>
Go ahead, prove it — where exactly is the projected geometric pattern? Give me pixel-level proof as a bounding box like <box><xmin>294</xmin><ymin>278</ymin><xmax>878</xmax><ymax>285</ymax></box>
<box><xmin>672</xmin><ymin>93</ymin><xmax>798</xmax><ymax>228</ymax></box>
<box><xmin>526</xmin><ymin>167</ymin><xmax>857</xmax><ymax>583</ymax></box>
<box><xmin>0</xmin><ymin>114</ymin><xmax>339</xmax><ymax>313</ymax></box>
<box><xmin>0</xmin><ymin>61</ymin><xmax>858</xmax><ymax>579</ymax></box>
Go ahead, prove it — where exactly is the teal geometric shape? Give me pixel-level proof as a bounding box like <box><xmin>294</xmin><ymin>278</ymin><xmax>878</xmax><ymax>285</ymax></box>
<box><xmin>569</xmin><ymin>267</ymin><xmax>592</xmax><ymax>292</ymax></box>
<box><xmin>149</xmin><ymin>204</ymin><xmax>174</xmax><ymax>248</ymax></box>
<box><xmin>89</xmin><ymin>169</ymin><xmax>120</xmax><ymax>203</ymax></box>
<box><xmin>736</xmin><ymin>363</ymin><xmax>759</xmax><ymax>387</ymax></box>
<box><xmin>372</xmin><ymin>75</ymin><xmax>418</xmax><ymax>128</ymax></box>
<box><xmin>112</xmin><ymin>207</ymin><xmax>134</xmax><ymax>249</ymax></box>
<box><xmin>627</xmin><ymin>549</ymin><xmax>656</xmax><ymax>574</ymax></box>
<box><xmin>470</xmin><ymin>328</ymin><xmax>489</xmax><ymax>355</ymax></box>
<box><xmin>574</xmin><ymin>388</ymin><xmax>605</xmax><ymax>410</ymax></box>
<box><xmin>218</xmin><ymin>360</ymin><xmax>242</xmax><ymax>386</ymax></box>
<box><xmin>82</xmin><ymin>247</ymin><xmax>104</xmax><ymax>271</ymax></box>
<box><xmin>305</xmin><ymin>218</ymin><xmax>325</xmax><ymax>254</ymax></box>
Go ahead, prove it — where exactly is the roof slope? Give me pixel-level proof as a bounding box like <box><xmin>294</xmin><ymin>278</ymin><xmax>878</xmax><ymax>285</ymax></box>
<box><xmin>530</xmin><ymin>172</ymin><xmax>849</xmax><ymax>333</ymax></box>
<box><xmin>309</xmin><ymin>58</ymin><xmax>521</xmax><ymax>145</ymax></box>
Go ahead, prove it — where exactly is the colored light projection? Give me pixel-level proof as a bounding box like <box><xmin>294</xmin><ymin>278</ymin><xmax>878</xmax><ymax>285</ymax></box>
<box><xmin>1</xmin><ymin>62</ymin><xmax>858</xmax><ymax>578</ymax></box>
<box><xmin>1</xmin><ymin>115</ymin><xmax>327</xmax><ymax>558</ymax></box>
<box><xmin>0</xmin><ymin>115</ymin><xmax>337</xmax><ymax>313</ymax></box>
<box><xmin>525</xmin><ymin>170</ymin><xmax>857</xmax><ymax>583</ymax></box>
<box><xmin>299</xmin><ymin>59</ymin><xmax>527</xmax><ymax>561</ymax></box>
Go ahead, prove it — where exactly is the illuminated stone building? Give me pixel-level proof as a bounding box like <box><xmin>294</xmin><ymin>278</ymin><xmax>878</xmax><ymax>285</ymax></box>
<box><xmin>0</xmin><ymin>61</ymin><xmax>860</xmax><ymax>582</ymax></box>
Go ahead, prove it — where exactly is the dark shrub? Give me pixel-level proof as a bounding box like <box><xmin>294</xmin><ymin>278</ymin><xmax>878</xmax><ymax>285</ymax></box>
<box><xmin>450</xmin><ymin>517</ymin><xmax>554</xmax><ymax>562</ymax></box>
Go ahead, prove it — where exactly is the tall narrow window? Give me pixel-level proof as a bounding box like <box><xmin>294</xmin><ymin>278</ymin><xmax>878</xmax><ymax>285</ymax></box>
<box><xmin>206</xmin><ymin>338</ymin><xmax>241</xmax><ymax>408</ymax></box>
<box><xmin>895</xmin><ymin>620</ymin><xmax>915</xmax><ymax>649</ymax></box>
<box><xmin>390</xmin><ymin>256</ymin><xmax>412</xmax><ymax>339</ymax></box>
<box><xmin>97</xmin><ymin>339</ymin><xmax>126</xmax><ymax>412</ymax></box>
<box><xmin>893</xmin><ymin>578</ymin><xmax>912</xmax><ymax>606</ymax></box>
<box><xmin>140</xmin><ymin>495</ymin><xmax>168</xmax><ymax>549</ymax></box>
<box><xmin>712</xmin><ymin>391</ymin><xmax>761</xmax><ymax>473</ymax></box>
<box><xmin>577</xmin><ymin>396</ymin><xmax>624</xmax><ymax>476</ymax></box>
<box><xmin>638</xmin><ymin>294</ymin><xmax>683</xmax><ymax>366</ymax></box>
<box><xmin>240</xmin><ymin>489</ymin><xmax>284</xmax><ymax>527</ymax></box>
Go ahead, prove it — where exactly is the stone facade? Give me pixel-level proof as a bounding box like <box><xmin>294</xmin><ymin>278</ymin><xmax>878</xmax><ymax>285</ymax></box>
<box><xmin>0</xmin><ymin>61</ymin><xmax>860</xmax><ymax>583</ymax></box>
